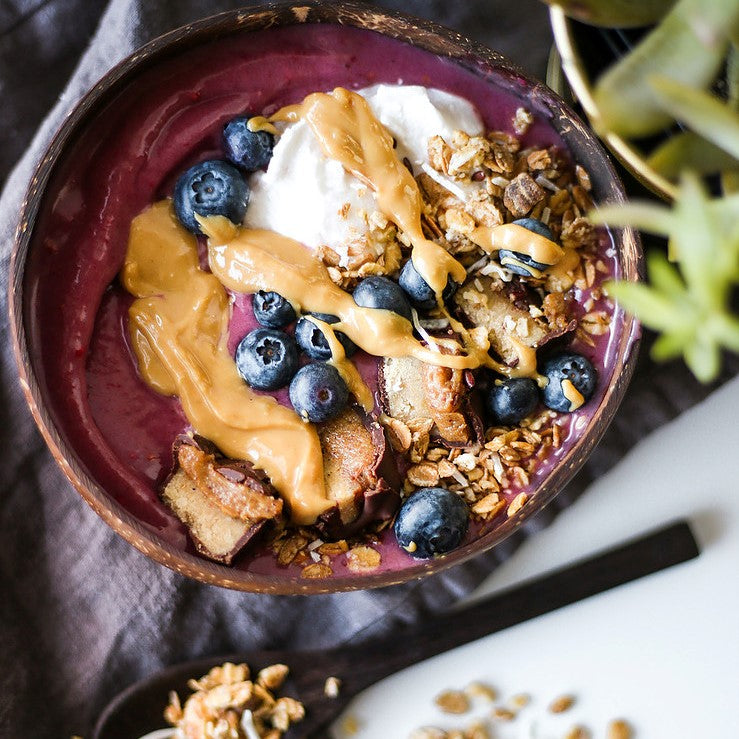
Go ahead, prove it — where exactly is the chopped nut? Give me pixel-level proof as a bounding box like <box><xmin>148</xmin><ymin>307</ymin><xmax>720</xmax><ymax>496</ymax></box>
<box><xmin>549</xmin><ymin>694</ymin><xmax>575</xmax><ymax>714</ymax></box>
<box><xmin>346</xmin><ymin>545</ymin><xmax>382</xmax><ymax>572</ymax></box>
<box><xmin>324</xmin><ymin>676</ymin><xmax>341</xmax><ymax>698</ymax></box>
<box><xmin>607</xmin><ymin>720</ymin><xmax>633</xmax><ymax>739</ymax></box>
<box><xmin>257</xmin><ymin>664</ymin><xmax>289</xmax><ymax>691</ymax></box>
<box><xmin>435</xmin><ymin>690</ymin><xmax>471</xmax><ymax>714</ymax></box>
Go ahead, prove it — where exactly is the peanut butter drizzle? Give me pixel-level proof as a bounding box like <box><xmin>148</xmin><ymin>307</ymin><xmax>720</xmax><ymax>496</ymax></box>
<box><xmin>469</xmin><ymin>223</ymin><xmax>565</xmax><ymax>266</ymax></box>
<box><xmin>271</xmin><ymin>87</ymin><xmax>467</xmax><ymax>295</ymax></box>
<box><xmin>247</xmin><ymin>115</ymin><xmax>278</xmax><ymax>136</ymax></box>
<box><xmin>203</xmin><ymin>215</ymin><xmax>512</xmax><ymax>373</ymax></box>
<box><xmin>121</xmin><ymin>202</ymin><xmax>332</xmax><ymax>525</ymax></box>
<box><xmin>268</xmin><ymin>87</ymin><xmax>543</xmax><ymax>379</ymax></box>
<box><xmin>561</xmin><ymin>378</ymin><xmax>585</xmax><ymax>411</ymax></box>
<box><xmin>305</xmin><ymin>316</ymin><xmax>375</xmax><ymax>413</ymax></box>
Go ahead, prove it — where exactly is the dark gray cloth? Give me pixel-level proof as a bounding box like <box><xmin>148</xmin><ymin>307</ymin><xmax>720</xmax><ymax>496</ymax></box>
<box><xmin>0</xmin><ymin>2</ymin><xmax>736</xmax><ymax>737</ymax></box>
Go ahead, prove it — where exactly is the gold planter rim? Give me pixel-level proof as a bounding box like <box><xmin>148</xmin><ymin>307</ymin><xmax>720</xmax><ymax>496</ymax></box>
<box><xmin>549</xmin><ymin>5</ymin><xmax>678</xmax><ymax>201</ymax></box>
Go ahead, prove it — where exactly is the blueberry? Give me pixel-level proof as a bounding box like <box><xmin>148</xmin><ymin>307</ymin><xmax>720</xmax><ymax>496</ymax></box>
<box><xmin>223</xmin><ymin>116</ymin><xmax>275</xmax><ymax>171</ymax></box>
<box><xmin>512</xmin><ymin>217</ymin><xmax>554</xmax><ymax>241</ymax></box>
<box><xmin>295</xmin><ymin>313</ymin><xmax>357</xmax><ymax>361</ymax></box>
<box><xmin>289</xmin><ymin>363</ymin><xmax>349</xmax><ymax>423</ymax></box>
<box><xmin>253</xmin><ymin>291</ymin><xmax>296</xmax><ymax>328</ymax></box>
<box><xmin>541</xmin><ymin>352</ymin><xmax>597</xmax><ymax>412</ymax></box>
<box><xmin>486</xmin><ymin>377</ymin><xmax>539</xmax><ymax>425</ymax></box>
<box><xmin>394</xmin><ymin>487</ymin><xmax>469</xmax><ymax>559</ymax></box>
<box><xmin>499</xmin><ymin>218</ymin><xmax>555</xmax><ymax>277</ymax></box>
<box><xmin>398</xmin><ymin>259</ymin><xmax>457</xmax><ymax>311</ymax></box>
<box><xmin>235</xmin><ymin>328</ymin><xmax>298</xmax><ymax>391</ymax></box>
<box><xmin>174</xmin><ymin>160</ymin><xmax>249</xmax><ymax>234</ymax></box>
<box><xmin>353</xmin><ymin>276</ymin><xmax>413</xmax><ymax>321</ymax></box>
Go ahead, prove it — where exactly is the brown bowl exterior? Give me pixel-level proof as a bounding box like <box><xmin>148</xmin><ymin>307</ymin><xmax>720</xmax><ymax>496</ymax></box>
<box><xmin>9</xmin><ymin>1</ymin><xmax>642</xmax><ymax>594</ymax></box>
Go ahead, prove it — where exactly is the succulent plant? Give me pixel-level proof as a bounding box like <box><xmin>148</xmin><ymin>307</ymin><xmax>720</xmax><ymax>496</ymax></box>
<box><xmin>547</xmin><ymin>0</ymin><xmax>739</xmax><ymax>380</ymax></box>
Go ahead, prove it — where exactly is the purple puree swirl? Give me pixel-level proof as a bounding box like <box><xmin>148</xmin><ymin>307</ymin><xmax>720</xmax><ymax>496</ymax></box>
<box><xmin>24</xmin><ymin>24</ymin><xmax>624</xmax><ymax>575</ymax></box>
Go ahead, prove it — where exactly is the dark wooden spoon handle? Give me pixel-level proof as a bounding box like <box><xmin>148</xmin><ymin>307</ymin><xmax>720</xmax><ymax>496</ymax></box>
<box><xmin>332</xmin><ymin>520</ymin><xmax>699</xmax><ymax>700</ymax></box>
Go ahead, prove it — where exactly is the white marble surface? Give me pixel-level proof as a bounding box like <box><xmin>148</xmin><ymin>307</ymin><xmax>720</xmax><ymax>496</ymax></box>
<box><xmin>332</xmin><ymin>374</ymin><xmax>739</xmax><ymax>738</ymax></box>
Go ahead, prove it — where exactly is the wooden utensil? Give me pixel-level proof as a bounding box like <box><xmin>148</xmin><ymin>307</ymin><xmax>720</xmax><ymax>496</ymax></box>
<box><xmin>93</xmin><ymin>520</ymin><xmax>698</xmax><ymax>739</ymax></box>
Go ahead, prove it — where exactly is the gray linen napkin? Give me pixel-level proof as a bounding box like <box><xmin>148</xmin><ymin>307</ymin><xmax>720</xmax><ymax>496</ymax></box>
<box><xmin>0</xmin><ymin>2</ymin><xmax>736</xmax><ymax>736</ymax></box>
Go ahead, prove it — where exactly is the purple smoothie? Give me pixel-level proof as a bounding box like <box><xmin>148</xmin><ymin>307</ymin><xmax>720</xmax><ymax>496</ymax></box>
<box><xmin>24</xmin><ymin>24</ymin><xmax>625</xmax><ymax>578</ymax></box>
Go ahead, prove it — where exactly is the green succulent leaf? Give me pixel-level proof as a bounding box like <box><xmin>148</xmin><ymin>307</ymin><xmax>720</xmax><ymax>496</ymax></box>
<box><xmin>647</xmin><ymin>131</ymin><xmax>739</xmax><ymax>178</ymax></box>
<box><xmin>648</xmin><ymin>75</ymin><xmax>739</xmax><ymax>160</ymax></box>
<box><xmin>591</xmin><ymin>170</ymin><xmax>739</xmax><ymax>382</ymax></box>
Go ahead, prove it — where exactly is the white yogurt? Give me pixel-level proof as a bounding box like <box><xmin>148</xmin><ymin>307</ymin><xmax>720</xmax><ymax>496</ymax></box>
<box><xmin>243</xmin><ymin>85</ymin><xmax>484</xmax><ymax>265</ymax></box>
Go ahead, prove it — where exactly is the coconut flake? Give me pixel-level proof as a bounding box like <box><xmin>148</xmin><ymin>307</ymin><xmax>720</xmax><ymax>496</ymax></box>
<box><xmin>420</xmin><ymin>162</ymin><xmax>468</xmax><ymax>201</ymax></box>
<box><xmin>411</xmin><ymin>308</ymin><xmax>442</xmax><ymax>353</ymax></box>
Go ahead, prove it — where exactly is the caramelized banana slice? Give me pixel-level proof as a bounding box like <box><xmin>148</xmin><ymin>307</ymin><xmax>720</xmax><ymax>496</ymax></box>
<box><xmin>177</xmin><ymin>443</ymin><xmax>283</xmax><ymax>522</ymax></box>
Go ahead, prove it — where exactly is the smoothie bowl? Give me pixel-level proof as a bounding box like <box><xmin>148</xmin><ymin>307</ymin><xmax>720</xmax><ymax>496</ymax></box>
<box><xmin>9</xmin><ymin>2</ymin><xmax>641</xmax><ymax>593</ymax></box>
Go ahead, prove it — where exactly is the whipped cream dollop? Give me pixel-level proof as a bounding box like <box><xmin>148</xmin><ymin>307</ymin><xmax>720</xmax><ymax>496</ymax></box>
<box><xmin>243</xmin><ymin>85</ymin><xmax>484</xmax><ymax>266</ymax></box>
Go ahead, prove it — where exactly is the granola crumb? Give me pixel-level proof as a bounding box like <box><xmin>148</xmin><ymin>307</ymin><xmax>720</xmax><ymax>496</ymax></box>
<box><xmin>491</xmin><ymin>706</ymin><xmax>516</xmax><ymax>721</ymax></box>
<box><xmin>507</xmin><ymin>492</ymin><xmax>528</xmax><ymax>517</ymax></box>
<box><xmin>513</xmin><ymin>107</ymin><xmax>533</xmax><ymax>135</ymax></box>
<box><xmin>324</xmin><ymin>676</ymin><xmax>341</xmax><ymax>698</ymax></box>
<box><xmin>345</xmin><ymin>545</ymin><xmax>382</xmax><ymax>572</ymax></box>
<box><xmin>410</xmin><ymin>728</ymin><xmax>447</xmax><ymax>739</ymax></box>
<box><xmin>549</xmin><ymin>694</ymin><xmax>576</xmax><ymax>714</ymax></box>
<box><xmin>510</xmin><ymin>693</ymin><xmax>530</xmax><ymax>709</ymax></box>
<box><xmin>435</xmin><ymin>689</ymin><xmax>471</xmax><ymax>714</ymax></box>
<box><xmin>464</xmin><ymin>681</ymin><xmax>498</xmax><ymax>702</ymax></box>
<box><xmin>607</xmin><ymin>719</ymin><xmax>633</xmax><ymax>739</ymax></box>
<box><xmin>257</xmin><ymin>663</ymin><xmax>289</xmax><ymax>691</ymax></box>
<box><xmin>342</xmin><ymin>714</ymin><xmax>361</xmax><ymax>735</ymax></box>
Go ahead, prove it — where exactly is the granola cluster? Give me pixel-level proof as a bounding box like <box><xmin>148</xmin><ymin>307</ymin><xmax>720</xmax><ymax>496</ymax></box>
<box><xmin>266</xmin><ymin>107</ymin><xmax>615</xmax><ymax>568</ymax></box>
<box><xmin>267</xmin><ymin>526</ymin><xmax>386</xmax><ymax>580</ymax></box>
<box><xmin>164</xmin><ymin>661</ymin><xmax>304</xmax><ymax>739</ymax></box>
<box><xmin>411</xmin><ymin>680</ymin><xmax>633</xmax><ymax>739</ymax></box>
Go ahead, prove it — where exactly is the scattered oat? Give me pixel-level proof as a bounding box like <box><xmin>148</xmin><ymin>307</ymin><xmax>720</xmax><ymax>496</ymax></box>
<box><xmin>324</xmin><ymin>676</ymin><xmax>341</xmax><ymax>698</ymax></box>
<box><xmin>510</xmin><ymin>693</ymin><xmax>530</xmax><ymax>709</ymax></box>
<box><xmin>435</xmin><ymin>690</ymin><xmax>471</xmax><ymax>714</ymax></box>
<box><xmin>342</xmin><ymin>714</ymin><xmax>361</xmax><ymax>735</ymax></box>
<box><xmin>607</xmin><ymin>719</ymin><xmax>633</xmax><ymax>739</ymax></box>
<box><xmin>491</xmin><ymin>706</ymin><xmax>516</xmax><ymax>721</ymax></box>
<box><xmin>257</xmin><ymin>664</ymin><xmax>289</xmax><ymax>691</ymax></box>
<box><xmin>464</xmin><ymin>682</ymin><xmax>498</xmax><ymax>702</ymax></box>
<box><xmin>549</xmin><ymin>695</ymin><xmax>576</xmax><ymax>714</ymax></box>
<box><xmin>565</xmin><ymin>726</ymin><xmax>591</xmax><ymax>739</ymax></box>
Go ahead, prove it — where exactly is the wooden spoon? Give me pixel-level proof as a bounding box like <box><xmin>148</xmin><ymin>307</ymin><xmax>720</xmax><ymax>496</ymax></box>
<box><xmin>93</xmin><ymin>520</ymin><xmax>698</xmax><ymax>739</ymax></box>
